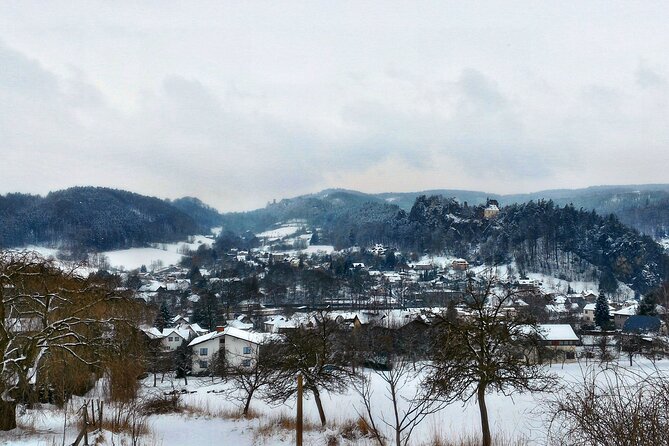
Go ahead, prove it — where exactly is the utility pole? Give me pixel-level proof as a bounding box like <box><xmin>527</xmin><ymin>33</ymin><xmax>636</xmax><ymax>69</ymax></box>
<box><xmin>296</xmin><ymin>373</ymin><xmax>303</xmax><ymax>446</ymax></box>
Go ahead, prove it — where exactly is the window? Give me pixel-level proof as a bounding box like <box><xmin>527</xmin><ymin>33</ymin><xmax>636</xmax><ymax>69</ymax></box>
<box><xmin>243</xmin><ymin>346</ymin><xmax>252</xmax><ymax>354</ymax></box>
<box><xmin>199</xmin><ymin>347</ymin><xmax>208</xmax><ymax>356</ymax></box>
<box><xmin>198</xmin><ymin>360</ymin><xmax>208</xmax><ymax>369</ymax></box>
<box><xmin>168</xmin><ymin>337</ymin><xmax>173</xmax><ymax>342</ymax></box>
<box><xmin>241</xmin><ymin>359</ymin><xmax>251</xmax><ymax>367</ymax></box>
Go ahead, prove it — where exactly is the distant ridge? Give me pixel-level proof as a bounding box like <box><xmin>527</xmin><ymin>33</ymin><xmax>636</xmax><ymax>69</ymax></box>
<box><xmin>0</xmin><ymin>186</ymin><xmax>223</xmax><ymax>251</ymax></box>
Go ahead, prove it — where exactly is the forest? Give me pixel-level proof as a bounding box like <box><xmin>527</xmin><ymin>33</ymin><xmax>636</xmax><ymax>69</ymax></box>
<box><xmin>0</xmin><ymin>187</ymin><xmax>216</xmax><ymax>251</ymax></box>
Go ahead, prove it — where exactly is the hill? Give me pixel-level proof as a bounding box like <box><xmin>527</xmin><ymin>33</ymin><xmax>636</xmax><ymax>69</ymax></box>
<box><xmin>221</xmin><ymin>184</ymin><xmax>669</xmax><ymax>239</ymax></box>
<box><xmin>0</xmin><ymin>187</ymin><xmax>220</xmax><ymax>251</ymax></box>
<box><xmin>219</xmin><ymin>189</ymin><xmax>669</xmax><ymax>294</ymax></box>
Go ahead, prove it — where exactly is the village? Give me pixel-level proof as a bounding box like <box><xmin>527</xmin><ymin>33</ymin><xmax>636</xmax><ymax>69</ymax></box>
<box><xmin>131</xmin><ymin>229</ymin><xmax>668</xmax><ymax>378</ymax></box>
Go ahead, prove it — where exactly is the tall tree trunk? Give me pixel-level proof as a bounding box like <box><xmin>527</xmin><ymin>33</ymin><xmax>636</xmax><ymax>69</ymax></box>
<box><xmin>0</xmin><ymin>400</ymin><xmax>17</xmax><ymax>431</ymax></box>
<box><xmin>477</xmin><ymin>384</ymin><xmax>491</xmax><ymax>446</ymax></box>
<box><xmin>243</xmin><ymin>388</ymin><xmax>255</xmax><ymax>416</ymax></box>
<box><xmin>313</xmin><ymin>388</ymin><xmax>327</xmax><ymax>427</ymax></box>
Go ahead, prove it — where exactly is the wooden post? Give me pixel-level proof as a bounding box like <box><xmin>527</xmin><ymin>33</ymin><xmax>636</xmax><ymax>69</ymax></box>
<box><xmin>296</xmin><ymin>373</ymin><xmax>303</xmax><ymax>446</ymax></box>
<box><xmin>82</xmin><ymin>402</ymin><xmax>89</xmax><ymax>446</ymax></box>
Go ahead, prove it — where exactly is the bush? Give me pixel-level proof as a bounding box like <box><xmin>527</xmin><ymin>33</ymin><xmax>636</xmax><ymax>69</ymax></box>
<box><xmin>141</xmin><ymin>394</ymin><xmax>182</xmax><ymax>415</ymax></box>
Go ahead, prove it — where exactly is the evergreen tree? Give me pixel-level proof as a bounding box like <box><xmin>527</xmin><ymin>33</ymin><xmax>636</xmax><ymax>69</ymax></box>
<box><xmin>638</xmin><ymin>293</ymin><xmax>658</xmax><ymax>316</ymax></box>
<box><xmin>594</xmin><ymin>291</ymin><xmax>611</xmax><ymax>329</ymax></box>
<box><xmin>155</xmin><ymin>301</ymin><xmax>172</xmax><ymax>330</ymax></box>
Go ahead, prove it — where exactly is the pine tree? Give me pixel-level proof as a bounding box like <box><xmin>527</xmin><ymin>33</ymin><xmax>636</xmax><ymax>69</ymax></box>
<box><xmin>594</xmin><ymin>291</ymin><xmax>611</xmax><ymax>329</ymax></box>
<box><xmin>638</xmin><ymin>293</ymin><xmax>658</xmax><ymax>316</ymax></box>
<box><xmin>155</xmin><ymin>301</ymin><xmax>171</xmax><ymax>330</ymax></box>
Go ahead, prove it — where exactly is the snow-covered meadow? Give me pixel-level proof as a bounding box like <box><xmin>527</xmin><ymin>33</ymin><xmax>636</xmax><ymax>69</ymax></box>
<box><xmin>3</xmin><ymin>357</ymin><xmax>669</xmax><ymax>446</ymax></box>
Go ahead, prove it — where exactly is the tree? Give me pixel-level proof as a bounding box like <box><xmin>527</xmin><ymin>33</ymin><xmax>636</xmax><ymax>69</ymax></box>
<box><xmin>547</xmin><ymin>366</ymin><xmax>669</xmax><ymax>445</ymax></box>
<box><xmin>267</xmin><ymin>312</ymin><xmax>354</xmax><ymax>426</ymax></box>
<box><xmin>595</xmin><ymin>291</ymin><xmax>611</xmax><ymax>329</ymax></box>
<box><xmin>354</xmin><ymin>354</ymin><xmax>444</xmax><ymax>446</ymax></box>
<box><xmin>155</xmin><ymin>301</ymin><xmax>172</xmax><ymax>331</ymax></box>
<box><xmin>173</xmin><ymin>338</ymin><xmax>193</xmax><ymax>385</ymax></box>
<box><xmin>225</xmin><ymin>340</ymin><xmax>280</xmax><ymax>416</ymax></box>
<box><xmin>0</xmin><ymin>251</ymin><xmax>135</xmax><ymax>430</ymax></box>
<box><xmin>424</xmin><ymin>273</ymin><xmax>556</xmax><ymax>446</ymax></box>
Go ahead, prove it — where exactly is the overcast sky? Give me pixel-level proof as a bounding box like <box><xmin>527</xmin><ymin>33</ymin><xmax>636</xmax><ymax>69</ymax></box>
<box><xmin>1</xmin><ymin>1</ymin><xmax>668</xmax><ymax>211</ymax></box>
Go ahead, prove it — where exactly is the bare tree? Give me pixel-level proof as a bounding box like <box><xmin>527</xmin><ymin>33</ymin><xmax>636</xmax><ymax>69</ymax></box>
<box><xmin>354</xmin><ymin>354</ymin><xmax>444</xmax><ymax>446</ymax></box>
<box><xmin>225</xmin><ymin>341</ymin><xmax>280</xmax><ymax>416</ymax></box>
<box><xmin>546</xmin><ymin>365</ymin><xmax>669</xmax><ymax>446</ymax></box>
<box><xmin>0</xmin><ymin>251</ymin><xmax>134</xmax><ymax>430</ymax></box>
<box><xmin>266</xmin><ymin>311</ymin><xmax>355</xmax><ymax>426</ymax></box>
<box><xmin>423</xmin><ymin>272</ymin><xmax>556</xmax><ymax>446</ymax></box>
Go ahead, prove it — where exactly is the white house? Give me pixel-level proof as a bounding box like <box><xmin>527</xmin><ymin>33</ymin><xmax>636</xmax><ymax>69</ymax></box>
<box><xmin>188</xmin><ymin>329</ymin><xmax>226</xmax><ymax>374</ymax></box>
<box><xmin>582</xmin><ymin>303</ymin><xmax>615</xmax><ymax>325</ymax></box>
<box><xmin>224</xmin><ymin>327</ymin><xmax>276</xmax><ymax>368</ymax></box>
<box><xmin>160</xmin><ymin>327</ymin><xmax>193</xmax><ymax>351</ymax></box>
<box><xmin>612</xmin><ymin>304</ymin><xmax>638</xmax><ymax>329</ymax></box>
<box><xmin>537</xmin><ymin>324</ymin><xmax>580</xmax><ymax>361</ymax></box>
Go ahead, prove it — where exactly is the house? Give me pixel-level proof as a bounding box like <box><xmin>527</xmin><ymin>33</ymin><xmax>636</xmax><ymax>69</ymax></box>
<box><xmin>224</xmin><ymin>327</ymin><xmax>276</xmax><ymax>367</ymax></box>
<box><xmin>451</xmin><ymin>259</ymin><xmax>469</xmax><ymax>271</ymax></box>
<box><xmin>160</xmin><ymin>327</ymin><xmax>194</xmax><ymax>351</ymax></box>
<box><xmin>483</xmin><ymin>204</ymin><xmax>500</xmax><ymax>219</ymax></box>
<box><xmin>581</xmin><ymin>290</ymin><xmax>599</xmax><ymax>302</ymax></box>
<box><xmin>413</xmin><ymin>262</ymin><xmax>435</xmax><ymax>272</ymax></box>
<box><xmin>226</xmin><ymin>315</ymin><xmax>254</xmax><ymax>330</ymax></box>
<box><xmin>188</xmin><ymin>329</ymin><xmax>226</xmax><ymax>374</ymax></box>
<box><xmin>582</xmin><ymin>303</ymin><xmax>614</xmax><ymax>325</ymax></box>
<box><xmin>537</xmin><ymin>324</ymin><xmax>580</xmax><ymax>361</ymax></box>
<box><xmin>263</xmin><ymin>315</ymin><xmax>298</xmax><ymax>333</ymax></box>
<box><xmin>612</xmin><ymin>304</ymin><xmax>638</xmax><ymax>330</ymax></box>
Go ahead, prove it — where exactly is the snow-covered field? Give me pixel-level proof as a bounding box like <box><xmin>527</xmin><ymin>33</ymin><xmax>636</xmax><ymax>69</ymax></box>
<box><xmin>4</xmin><ymin>357</ymin><xmax>668</xmax><ymax>446</ymax></box>
<box><xmin>257</xmin><ymin>225</ymin><xmax>303</xmax><ymax>240</ymax></box>
<box><xmin>16</xmin><ymin>234</ymin><xmax>216</xmax><ymax>272</ymax></box>
<box><xmin>102</xmin><ymin>235</ymin><xmax>215</xmax><ymax>270</ymax></box>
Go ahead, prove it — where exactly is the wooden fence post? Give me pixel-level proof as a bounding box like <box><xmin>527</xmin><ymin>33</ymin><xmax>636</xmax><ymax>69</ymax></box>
<box><xmin>296</xmin><ymin>373</ymin><xmax>303</xmax><ymax>446</ymax></box>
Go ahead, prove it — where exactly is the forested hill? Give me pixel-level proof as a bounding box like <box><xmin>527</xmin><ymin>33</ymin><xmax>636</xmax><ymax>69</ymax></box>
<box><xmin>0</xmin><ymin>187</ymin><xmax>222</xmax><ymax>251</ymax></box>
<box><xmin>221</xmin><ymin>192</ymin><xmax>668</xmax><ymax>294</ymax></box>
<box><xmin>219</xmin><ymin>189</ymin><xmax>399</xmax><ymax>235</ymax></box>
<box><xmin>377</xmin><ymin>185</ymin><xmax>669</xmax><ymax>238</ymax></box>
<box><xmin>398</xmin><ymin>196</ymin><xmax>668</xmax><ymax>294</ymax></box>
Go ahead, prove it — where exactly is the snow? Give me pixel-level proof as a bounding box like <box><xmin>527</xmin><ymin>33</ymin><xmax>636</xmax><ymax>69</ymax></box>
<box><xmin>16</xmin><ymin>234</ymin><xmax>215</xmax><ymax>272</ymax></box>
<box><xmin>103</xmin><ymin>247</ymin><xmax>184</xmax><ymax>270</ymax></box>
<box><xmin>188</xmin><ymin>330</ymin><xmax>226</xmax><ymax>347</ymax></box>
<box><xmin>660</xmin><ymin>238</ymin><xmax>669</xmax><ymax>252</ymax></box>
<box><xmin>101</xmin><ymin>234</ymin><xmax>215</xmax><ymax>270</ymax></box>
<box><xmin>537</xmin><ymin>324</ymin><xmax>579</xmax><ymax>341</ymax></box>
<box><xmin>5</xmin><ymin>358</ymin><xmax>669</xmax><ymax>446</ymax></box>
<box><xmin>17</xmin><ymin>245</ymin><xmax>59</xmax><ymax>259</ymax></box>
<box><xmin>226</xmin><ymin>326</ymin><xmax>275</xmax><ymax>344</ymax></box>
<box><xmin>256</xmin><ymin>225</ymin><xmax>302</xmax><ymax>239</ymax></box>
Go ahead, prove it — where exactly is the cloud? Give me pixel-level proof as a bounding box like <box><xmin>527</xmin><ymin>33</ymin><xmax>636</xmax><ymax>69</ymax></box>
<box><xmin>1</xmin><ymin>2</ymin><xmax>669</xmax><ymax>211</ymax></box>
<box><xmin>636</xmin><ymin>64</ymin><xmax>667</xmax><ymax>89</ymax></box>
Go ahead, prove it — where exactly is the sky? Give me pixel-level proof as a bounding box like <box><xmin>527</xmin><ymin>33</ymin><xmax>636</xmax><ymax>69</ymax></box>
<box><xmin>0</xmin><ymin>1</ymin><xmax>668</xmax><ymax>212</ymax></box>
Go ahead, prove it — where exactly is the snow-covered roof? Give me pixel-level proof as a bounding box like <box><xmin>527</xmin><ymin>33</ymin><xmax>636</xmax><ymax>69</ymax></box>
<box><xmin>188</xmin><ymin>330</ymin><xmax>225</xmax><ymax>347</ymax></box>
<box><xmin>537</xmin><ymin>324</ymin><xmax>579</xmax><ymax>341</ymax></box>
<box><xmin>264</xmin><ymin>315</ymin><xmax>297</xmax><ymax>330</ymax></box>
<box><xmin>226</xmin><ymin>318</ymin><xmax>254</xmax><ymax>330</ymax></box>
<box><xmin>583</xmin><ymin>303</ymin><xmax>615</xmax><ymax>312</ymax></box>
<box><xmin>139</xmin><ymin>325</ymin><xmax>164</xmax><ymax>339</ymax></box>
<box><xmin>613</xmin><ymin>304</ymin><xmax>638</xmax><ymax>316</ymax></box>
<box><xmin>224</xmin><ymin>326</ymin><xmax>275</xmax><ymax>344</ymax></box>
<box><xmin>190</xmin><ymin>323</ymin><xmax>208</xmax><ymax>334</ymax></box>
<box><xmin>161</xmin><ymin>327</ymin><xmax>192</xmax><ymax>340</ymax></box>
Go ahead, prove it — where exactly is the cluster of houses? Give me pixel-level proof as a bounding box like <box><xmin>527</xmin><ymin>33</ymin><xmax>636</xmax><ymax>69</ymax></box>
<box><xmin>139</xmin><ymin>304</ymin><xmax>594</xmax><ymax>374</ymax></box>
<box><xmin>126</xmin><ymin>238</ymin><xmax>668</xmax><ymax>373</ymax></box>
